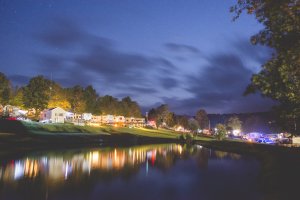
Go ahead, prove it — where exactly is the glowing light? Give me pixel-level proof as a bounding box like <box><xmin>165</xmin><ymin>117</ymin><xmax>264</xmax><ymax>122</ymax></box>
<box><xmin>14</xmin><ymin>161</ymin><xmax>24</xmax><ymax>180</ymax></box>
<box><xmin>232</xmin><ymin>129</ymin><xmax>241</xmax><ymax>136</ymax></box>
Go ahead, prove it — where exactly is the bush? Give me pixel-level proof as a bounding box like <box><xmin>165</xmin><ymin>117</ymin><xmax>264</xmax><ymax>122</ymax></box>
<box><xmin>215</xmin><ymin>123</ymin><xmax>226</xmax><ymax>140</ymax></box>
<box><xmin>178</xmin><ymin>133</ymin><xmax>194</xmax><ymax>144</ymax></box>
<box><xmin>185</xmin><ymin>133</ymin><xmax>194</xmax><ymax>144</ymax></box>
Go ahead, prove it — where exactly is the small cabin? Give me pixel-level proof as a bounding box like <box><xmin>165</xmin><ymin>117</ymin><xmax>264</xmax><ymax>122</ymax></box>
<box><xmin>40</xmin><ymin>107</ymin><xmax>66</xmax><ymax>123</ymax></box>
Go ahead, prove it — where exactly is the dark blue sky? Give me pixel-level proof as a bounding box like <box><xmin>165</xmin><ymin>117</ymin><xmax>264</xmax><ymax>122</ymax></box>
<box><xmin>0</xmin><ymin>0</ymin><xmax>275</xmax><ymax>114</ymax></box>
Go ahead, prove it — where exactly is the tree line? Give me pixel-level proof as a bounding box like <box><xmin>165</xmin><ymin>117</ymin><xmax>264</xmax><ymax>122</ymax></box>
<box><xmin>148</xmin><ymin>104</ymin><xmax>210</xmax><ymax>131</ymax></box>
<box><xmin>0</xmin><ymin>72</ymin><xmax>142</xmax><ymax>118</ymax></box>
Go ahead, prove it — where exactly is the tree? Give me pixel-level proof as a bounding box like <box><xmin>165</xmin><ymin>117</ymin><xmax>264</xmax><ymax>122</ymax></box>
<box><xmin>23</xmin><ymin>75</ymin><xmax>51</xmax><ymax>112</ymax></box>
<box><xmin>48</xmin><ymin>83</ymin><xmax>71</xmax><ymax>110</ymax></box>
<box><xmin>195</xmin><ymin>109</ymin><xmax>209</xmax><ymax>129</ymax></box>
<box><xmin>227</xmin><ymin>116</ymin><xmax>242</xmax><ymax>130</ymax></box>
<box><xmin>10</xmin><ymin>86</ymin><xmax>25</xmax><ymax>108</ymax></box>
<box><xmin>156</xmin><ymin>104</ymin><xmax>170</xmax><ymax>123</ymax></box>
<box><xmin>148</xmin><ymin>104</ymin><xmax>170</xmax><ymax>128</ymax></box>
<box><xmin>231</xmin><ymin>0</ymin><xmax>300</xmax><ymax>134</ymax></box>
<box><xmin>121</xmin><ymin>96</ymin><xmax>142</xmax><ymax>117</ymax></box>
<box><xmin>188</xmin><ymin>118</ymin><xmax>200</xmax><ymax>133</ymax></box>
<box><xmin>83</xmin><ymin>85</ymin><xmax>98</xmax><ymax>114</ymax></box>
<box><xmin>0</xmin><ymin>72</ymin><xmax>12</xmax><ymax>105</ymax></box>
<box><xmin>148</xmin><ymin>108</ymin><xmax>157</xmax><ymax>121</ymax></box>
<box><xmin>165</xmin><ymin>112</ymin><xmax>176</xmax><ymax>127</ymax></box>
<box><xmin>176</xmin><ymin>115</ymin><xmax>189</xmax><ymax>129</ymax></box>
<box><xmin>215</xmin><ymin>123</ymin><xmax>227</xmax><ymax>140</ymax></box>
<box><xmin>67</xmin><ymin>85</ymin><xmax>86</xmax><ymax>113</ymax></box>
<box><xmin>97</xmin><ymin>95</ymin><xmax>119</xmax><ymax>115</ymax></box>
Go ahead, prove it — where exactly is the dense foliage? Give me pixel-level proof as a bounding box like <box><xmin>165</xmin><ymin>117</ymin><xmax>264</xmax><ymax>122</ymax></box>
<box><xmin>227</xmin><ymin>116</ymin><xmax>242</xmax><ymax>130</ymax></box>
<box><xmin>195</xmin><ymin>109</ymin><xmax>209</xmax><ymax>129</ymax></box>
<box><xmin>148</xmin><ymin>104</ymin><xmax>192</xmax><ymax>129</ymax></box>
<box><xmin>215</xmin><ymin>123</ymin><xmax>227</xmax><ymax>140</ymax></box>
<box><xmin>0</xmin><ymin>72</ymin><xmax>142</xmax><ymax>117</ymax></box>
<box><xmin>0</xmin><ymin>72</ymin><xmax>12</xmax><ymax>105</ymax></box>
<box><xmin>232</xmin><ymin>0</ymin><xmax>300</xmax><ymax>134</ymax></box>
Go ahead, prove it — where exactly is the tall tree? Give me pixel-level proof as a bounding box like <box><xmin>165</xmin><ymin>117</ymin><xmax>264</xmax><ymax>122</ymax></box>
<box><xmin>148</xmin><ymin>108</ymin><xmax>157</xmax><ymax>121</ymax></box>
<box><xmin>23</xmin><ymin>75</ymin><xmax>51</xmax><ymax>112</ymax></box>
<box><xmin>195</xmin><ymin>109</ymin><xmax>209</xmax><ymax>129</ymax></box>
<box><xmin>48</xmin><ymin>83</ymin><xmax>71</xmax><ymax>110</ymax></box>
<box><xmin>121</xmin><ymin>96</ymin><xmax>142</xmax><ymax>117</ymax></box>
<box><xmin>10</xmin><ymin>86</ymin><xmax>25</xmax><ymax>108</ymax></box>
<box><xmin>165</xmin><ymin>112</ymin><xmax>176</xmax><ymax>127</ymax></box>
<box><xmin>83</xmin><ymin>85</ymin><xmax>98</xmax><ymax>113</ymax></box>
<box><xmin>176</xmin><ymin>115</ymin><xmax>189</xmax><ymax>129</ymax></box>
<box><xmin>188</xmin><ymin>118</ymin><xmax>200</xmax><ymax>133</ymax></box>
<box><xmin>215</xmin><ymin>123</ymin><xmax>227</xmax><ymax>140</ymax></box>
<box><xmin>227</xmin><ymin>116</ymin><xmax>242</xmax><ymax>130</ymax></box>
<box><xmin>156</xmin><ymin>104</ymin><xmax>170</xmax><ymax>123</ymax></box>
<box><xmin>232</xmin><ymin>0</ymin><xmax>300</xmax><ymax>134</ymax></box>
<box><xmin>67</xmin><ymin>85</ymin><xmax>86</xmax><ymax>113</ymax></box>
<box><xmin>0</xmin><ymin>72</ymin><xmax>12</xmax><ymax>105</ymax></box>
<box><xmin>97</xmin><ymin>95</ymin><xmax>119</xmax><ymax>115</ymax></box>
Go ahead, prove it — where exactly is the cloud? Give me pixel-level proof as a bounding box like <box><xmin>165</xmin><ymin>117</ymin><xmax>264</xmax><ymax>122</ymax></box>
<box><xmin>233</xmin><ymin>38</ymin><xmax>273</xmax><ymax>62</ymax></box>
<box><xmin>33</xmin><ymin>19</ymin><xmax>275</xmax><ymax>115</ymax></box>
<box><xmin>173</xmin><ymin>52</ymin><xmax>276</xmax><ymax>114</ymax></box>
<box><xmin>38</xmin><ymin>19</ymin><xmax>113</xmax><ymax>49</ymax></box>
<box><xmin>127</xmin><ymin>86</ymin><xmax>158</xmax><ymax>94</ymax></box>
<box><xmin>74</xmin><ymin>45</ymin><xmax>153</xmax><ymax>83</ymax></box>
<box><xmin>38</xmin><ymin>19</ymin><xmax>83</xmax><ymax>48</ymax></box>
<box><xmin>35</xmin><ymin>18</ymin><xmax>177</xmax><ymax>96</ymax></box>
<box><xmin>165</xmin><ymin>43</ymin><xmax>200</xmax><ymax>54</ymax></box>
<box><xmin>160</xmin><ymin>77</ymin><xmax>179</xmax><ymax>89</ymax></box>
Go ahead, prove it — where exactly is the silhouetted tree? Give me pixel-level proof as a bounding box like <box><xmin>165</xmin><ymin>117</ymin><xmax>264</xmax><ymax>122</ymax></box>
<box><xmin>227</xmin><ymin>116</ymin><xmax>242</xmax><ymax>130</ymax></box>
<box><xmin>84</xmin><ymin>85</ymin><xmax>98</xmax><ymax>114</ymax></box>
<box><xmin>0</xmin><ymin>72</ymin><xmax>12</xmax><ymax>105</ymax></box>
<box><xmin>188</xmin><ymin>118</ymin><xmax>200</xmax><ymax>133</ymax></box>
<box><xmin>195</xmin><ymin>109</ymin><xmax>209</xmax><ymax>129</ymax></box>
<box><xmin>215</xmin><ymin>123</ymin><xmax>226</xmax><ymax>140</ymax></box>
<box><xmin>23</xmin><ymin>75</ymin><xmax>51</xmax><ymax>113</ymax></box>
<box><xmin>67</xmin><ymin>85</ymin><xmax>86</xmax><ymax>113</ymax></box>
<box><xmin>232</xmin><ymin>0</ymin><xmax>300</xmax><ymax>134</ymax></box>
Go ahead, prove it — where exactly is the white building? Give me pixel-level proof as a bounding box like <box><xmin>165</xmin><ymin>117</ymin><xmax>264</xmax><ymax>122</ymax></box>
<box><xmin>40</xmin><ymin>107</ymin><xmax>66</xmax><ymax>123</ymax></box>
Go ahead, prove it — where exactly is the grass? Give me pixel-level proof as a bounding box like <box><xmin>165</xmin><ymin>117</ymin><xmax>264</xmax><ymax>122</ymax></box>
<box><xmin>115</xmin><ymin>127</ymin><xmax>182</xmax><ymax>138</ymax></box>
<box><xmin>1</xmin><ymin>120</ymin><xmax>299</xmax><ymax>157</ymax></box>
<box><xmin>21</xmin><ymin>121</ymin><xmax>186</xmax><ymax>138</ymax></box>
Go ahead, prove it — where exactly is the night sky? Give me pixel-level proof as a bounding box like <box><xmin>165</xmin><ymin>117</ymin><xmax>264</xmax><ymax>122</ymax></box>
<box><xmin>0</xmin><ymin>0</ymin><xmax>276</xmax><ymax>115</ymax></box>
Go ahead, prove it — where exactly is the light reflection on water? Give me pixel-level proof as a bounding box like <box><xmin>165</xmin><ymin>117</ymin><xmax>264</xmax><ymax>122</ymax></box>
<box><xmin>1</xmin><ymin>144</ymin><xmax>186</xmax><ymax>182</ymax></box>
<box><xmin>0</xmin><ymin>144</ymin><xmax>259</xmax><ymax>200</ymax></box>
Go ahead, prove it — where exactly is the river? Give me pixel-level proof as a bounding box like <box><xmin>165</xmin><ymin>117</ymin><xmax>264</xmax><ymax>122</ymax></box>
<box><xmin>0</xmin><ymin>143</ymin><xmax>299</xmax><ymax>200</ymax></box>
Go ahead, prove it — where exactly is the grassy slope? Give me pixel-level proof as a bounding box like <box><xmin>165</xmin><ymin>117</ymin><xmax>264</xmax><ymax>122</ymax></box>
<box><xmin>22</xmin><ymin>121</ymin><xmax>188</xmax><ymax>139</ymax></box>
<box><xmin>2</xmin><ymin>120</ymin><xmax>299</xmax><ymax>156</ymax></box>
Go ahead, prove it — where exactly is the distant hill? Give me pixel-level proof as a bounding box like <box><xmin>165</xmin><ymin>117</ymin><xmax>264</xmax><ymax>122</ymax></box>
<box><xmin>208</xmin><ymin>112</ymin><xmax>276</xmax><ymax>134</ymax></box>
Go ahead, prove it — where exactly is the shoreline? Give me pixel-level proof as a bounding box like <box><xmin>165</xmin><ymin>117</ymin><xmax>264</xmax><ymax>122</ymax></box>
<box><xmin>1</xmin><ymin>119</ymin><xmax>300</xmax><ymax>160</ymax></box>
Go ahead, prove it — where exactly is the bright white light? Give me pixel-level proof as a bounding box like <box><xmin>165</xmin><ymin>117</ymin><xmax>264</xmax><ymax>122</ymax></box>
<box><xmin>233</xmin><ymin>129</ymin><xmax>241</xmax><ymax>136</ymax></box>
<box><xmin>14</xmin><ymin>161</ymin><xmax>24</xmax><ymax>180</ymax></box>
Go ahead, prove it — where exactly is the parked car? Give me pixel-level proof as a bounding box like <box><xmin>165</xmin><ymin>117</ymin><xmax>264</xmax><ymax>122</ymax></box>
<box><xmin>255</xmin><ymin>137</ymin><xmax>276</xmax><ymax>144</ymax></box>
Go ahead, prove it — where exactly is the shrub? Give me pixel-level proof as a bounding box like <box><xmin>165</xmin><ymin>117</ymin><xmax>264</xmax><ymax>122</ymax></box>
<box><xmin>178</xmin><ymin>133</ymin><xmax>194</xmax><ymax>144</ymax></box>
<box><xmin>215</xmin><ymin>123</ymin><xmax>227</xmax><ymax>140</ymax></box>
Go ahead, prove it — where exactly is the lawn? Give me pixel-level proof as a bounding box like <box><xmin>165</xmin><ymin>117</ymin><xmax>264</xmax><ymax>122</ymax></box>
<box><xmin>21</xmin><ymin>121</ymin><xmax>186</xmax><ymax>138</ymax></box>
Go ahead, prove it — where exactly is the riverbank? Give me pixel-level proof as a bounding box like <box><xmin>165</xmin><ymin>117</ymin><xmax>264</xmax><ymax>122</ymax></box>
<box><xmin>0</xmin><ymin>120</ymin><xmax>183</xmax><ymax>152</ymax></box>
<box><xmin>1</xmin><ymin>119</ymin><xmax>299</xmax><ymax>157</ymax></box>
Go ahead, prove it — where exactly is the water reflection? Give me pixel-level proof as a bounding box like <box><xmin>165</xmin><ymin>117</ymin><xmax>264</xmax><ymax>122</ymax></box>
<box><xmin>0</xmin><ymin>144</ymin><xmax>243</xmax><ymax>184</ymax></box>
<box><xmin>0</xmin><ymin>144</ymin><xmax>253</xmax><ymax>200</ymax></box>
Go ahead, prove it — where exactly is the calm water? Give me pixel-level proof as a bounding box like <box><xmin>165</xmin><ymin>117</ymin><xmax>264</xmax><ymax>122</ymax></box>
<box><xmin>0</xmin><ymin>143</ymin><xmax>295</xmax><ymax>200</ymax></box>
